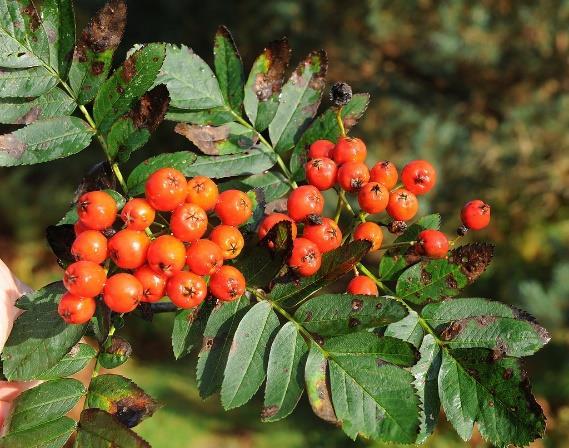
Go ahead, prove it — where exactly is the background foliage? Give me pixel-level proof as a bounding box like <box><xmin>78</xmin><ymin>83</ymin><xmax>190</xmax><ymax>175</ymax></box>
<box><xmin>0</xmin><ymin>0</ymin><xmax>567</xmax><ymax>446</ymax></box>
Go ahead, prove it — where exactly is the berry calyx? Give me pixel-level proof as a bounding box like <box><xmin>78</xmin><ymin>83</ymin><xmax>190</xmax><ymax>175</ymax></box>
<box><xmin>357</xmin><ymin>182</ymin><xmax>389</xmax><ymax>214</ymax></box>
<box><xmin>287</xmin><ymin>185</ymin><xmax>324</xmax><ymax>222</ymax></box>
<box><xmin>108</xmin><ymin>229</ymin><xmax>150</xmax><ymax>270</ymax></box>
<box><xmin>145</xmin><ymin>167</ymin><xmax>188</xmax><ymax>211</ymax></box>
<box><xmin>288</xmin><ymin>237</ymin><xmax>322</xmax><ymax>277</ymax></box>
<box><xmin>63</xmin><ymin>261</ymin><xmax>106</xmax><ymax>298</ymax></box>
<box><xmin>417</xmin><ymin>230</ymin><xmax>449</xmax><ymax>259</ymax></box>
<box><xmin>120</xmin><ymin>198</ymin><xmax>155</xmax><ymax>231</ymax></box>
<box><xmin>401</xmin><ymin>160</ymin><xmax>436</xmax><ymax>196</ymax></box>
<box><xmin>170</xmin><ymin>203</ymin><xmax>208</xmax><ymax>242</ymax></box>
<box><xmin>71</xmin><ymin>230</ymin><xmax>108</xmax><ymax>264</ymax></box>
<box><xmin>209</xmin><ymin>265</ymin><xmax>246</xmax><ymax>302</ymax></box>
<box><xmin>215</xmin><ymin>190</ymin><xmax>253</xmax><ymax>226</ymax></box>
<box><xmin>333</xmin><ymin>137</ymin><xmax>367</xmax><ymax>165</ymax></box>
<box><xmin>77</xmin><ymin>191</ymin><xmax>117</xmax><ymax>231</ymax></box>
<box><xmin>369</xmin><ymin>161</ymin><xmax>398</xmax><ymax>190</ymax></box>
<box><xmin>146</xmin><ymin>235</ymin><xmax>186</xmax><ymax>277</ymax></box>
<box><xmin>166</xmin><ymin>271</ymin><xmax>207</xmax><ymax>309</ymax></box>
<box><xmin>103</xmin><ymin>273</ymin><xmax>143</xmax><ymax>313</ymax></box>
<box><xmin>347</xmin><ymin>275</ymin><xmax>378</xmax><ymax>296</ymax></box>
<box><xmin>303</xmin><ymin>217</ymin><xmax>342</xmax><ymax>253</ymax></box>
<box><xmin>308</xmin><ymin>139</ymin><xmax>335</xmax><ymax>159</ymax></box>
<box><xmin>461</xmin><ymin>200</ymin><xmax>491</xmax><ymax>230</ymax></box>
<box><xmin>134</xmin><ymin>265</ymin><xmax>167</xmax><ymax>303</ymax></box>
<box><xmin>186</xmin><ymin>176</ymin><xmax>219</xmax><ymax>212</ymax></box>
<box><xmin>337</xmin><ymin>161</ymin><xmax>370</xmax><ymax>192</ymax></box>
<box><xmin>186</xmin><ymin>239</ymin><xmax>224</xmax><ymax>275</ymax></box>
<box><xmin>353</xmin><ymin>222</ymin><xmax>383</xmax><ymax>251</ymax></box>
<box><xmin>305</xmin><ymin>157</ymin><xmax>338</xmax><ymax>191</ymax></box>
<box><xmin>58</xmin><ymin>293</ymin><xmax>96</xmax><ymax>324</ymax></box>
<box><xmin>386</xmin><ymin>189</ymin><xmax>419</xmax><ymax>221</ymax></box>
<box><xmin>209</xmin><ymin>225</ymin><xmax>244</xmax><ymax>260</ymax></box>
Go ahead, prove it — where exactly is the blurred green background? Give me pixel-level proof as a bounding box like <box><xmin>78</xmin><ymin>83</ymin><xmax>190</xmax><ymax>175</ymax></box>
<box><xmin>1</xmin><ymin>0</ymin><xmax>569</xmax><ymax>446</ymax></box>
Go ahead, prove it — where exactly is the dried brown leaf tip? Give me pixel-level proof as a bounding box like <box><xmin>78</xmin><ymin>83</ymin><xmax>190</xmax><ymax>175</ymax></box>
<box><xmin>21</xmin><ymin>4</ymin><xmax>41</xmax><ymax>31</ymax></box>
<box><xmin>449</xmin><ymin>242</ymin><xmax>494</xmax><ymax>284</ymax></box>
<box><xmin>77</xmin><ymin>0</ymin><xmax>127</xmax><ymax>58</ymax></box>
<box><xmin>128</xmin><ymin>85</ymin><xmax>170</xmax><ymax>132</ymax></box>
<box><xmin>291</xmin><ymin>50</ymin><xmax>328</xmax><ymax>91</ymax></box>
<box><xmin>254</xmin><ymin>38</ymin><xmax>291</xmax><ymax>101</ymax></box>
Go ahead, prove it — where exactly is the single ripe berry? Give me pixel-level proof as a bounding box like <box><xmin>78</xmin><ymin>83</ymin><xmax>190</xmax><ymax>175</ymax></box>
<box><xmin>337</xmin><ymin>161</ymin><xmax>370</xmax><ymax>192</ymax></box>
<box><xmin>353</xmin><ymin>222</ymin><xmax>383</xmax><ymax>251</ymax></box>
<box><xmin>147</xmin><ymin>235</ymin><xmax>186</xmax><ymax>277</ymax></box>
<box><xmin>103</xmin><ymin>273</ymin><xmax>143</xmax><ymax>313</ymax></box>
<box><xmin>401</xmin><ymin>160</ymin><xmax>436</xmax><ymax>195</ymax></box>
<box><xmin>74</xmin><ymin>220</ymin><xmax>88</xmax><ymax>236</ymax></box>
<box><xmin>58</xmin><ymin>293</ymin><xmax>96</xmax><ymax>324</ymax></box>
<box><xmin>287</xmin><ymin>185</ymin><xmax>324</xmax><ymax>222</ymax></box>
<box><xmin>71</xmin><ymin>230</ymin><xmax>108</xmax><ymax>264</ymax></box>
<box><xmin>166</xmin><ymin>271</ymin><xmax>207</xmax><ymax>309</ymax></box>
<box><xmin>305</xmin><ymin>158</ymin><xmax>338</xmax><ymax>191</ymax></box>
<box><xmin>186</xmin><ymin>239</ymin><xmax>224</xmax><ymax>275</ymax></box>
<box><xmin>145</xmin><ymin>168</ymin><xmax>188</xmax><ymax>211</ymax></box>
<box><xmin>308</xmin><ymin>139</ymin><xmax>335</xmax><ymax>159</ymax></box>
<box><xmin>461</xmin><ymin>200</ymin><xmax>491</xmax><ymax>230</ymax></box>
<box><xmin>333</xmin><ymin>137</ymin><xmax>367</xmax><ymax>165</ymax></box>
<box><xmin>288</xmin><ymin>237</ymin><xmax>322</xmax><ymax>277</ymax></box>
<box><xmin>369</xmin><ymin>161</ymin><xmax>398</xmax><ymax>190</ymax></box>
<box><xmin>417</xmin><ymin>230</ymin><xmax>449</xmax><ymax>259</ymax></box>
<box><xmin>358</xmin><ymin>182</ymin><xmax>389</xmax><ymax>214</ymax></box>
<box><xmin>257</xmin><ymin>213</ymin><xmax>298</xmax><ymax>244</ymax></box>
<box><xmin>121</xmin><ymin>198</ymin><xmax>156</xmax><ymax>231</ymax></box>
<box><xmin>186</xmin><ymin>176</ymin><xmax>219</xmax><ymax>212</ymax></box>
<box><xmin>108</xmin><ymin>229</ymin><xmax>150</xmax><ymax>270</ymax></box>
<box><xmin>209</xmin><ymin>265</ymin><xmax>246</xmax><ymax>302</ymax></box>
<box><xmin>303</xmin><ymin>217</ymin><xmax>342</xmax><ymax>253</ymax></box>
<box><xmin>215</xmin><ymin>190</ymin><xmax>253</xmax><ymax>226</ymax></box>
<box><xmin>134</xmin><ymin>264</ymin><xmax>167</xmax><ymax>303</ymax></box>
<box><xmin>77</xmin><ymin>191</ymin><xmax>117</xmax><ymax>231</ymax></box>
<box><xmin>209</xmin><ymin>225</ymin><xmax>244</xmax><ymax>260</ymax></box>
<box><xmin>347</xmin><ymin>275</ymin><xmax>378</xmax><ymax>296</ymax></box>
<box><xmin>170</xmin><ymin>203</ymin><xmax>208</xmax><ymax>242</ymax></box>
<box><xmin>63</xmin><ymin>261</ymin><xmax>106</xmax><ymax>298</ymax></box>
<box><xmin>386</xmin><ymin>189</ymin><xmax>419</xmax><ymax>221</ymax></box>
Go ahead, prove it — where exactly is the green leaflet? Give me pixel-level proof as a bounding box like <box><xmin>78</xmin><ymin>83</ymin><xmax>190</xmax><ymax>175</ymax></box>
<box><xmin>221</xmin><ymin>301</ymin><xmax>280</xmax><ymax>410</ymax></box>
<box><xmin>384</xmin><ymin>310</ymin><xmax>425</xmax><ymax>348</ymax></box>
<box><xmin>263</xmin><ymin>322</ymin><xmax>308</xmax><ymax>422</ymax></box>
<box><xmin>36</xmin><ymin>343</ymin><xmax>96</xmax><ymax>380</ymax></box>
<box><xmin>41</xmin><ymin>0</ymin><xmax>75</xmax><ymax>76</ymax></box>
<box><xmin>219</xmin><ymin>171</ymin><xmax>291</xmax><ymax>203</ymax></box>
<box><xmin>76</xmin><ymin>409</ymin><xmax>150</xmax><ymax>448</ymax></box>
<box><xmin>0</xmin><ymin>417</ymin><xmax>75</xmax><ymax>448</ymax></box>
<box><xmin>304</xmin><ymin>346</ymin><xmax>337</xmax><ymax>423</ymax></box>
<box><xmin>0</xmin><ymin>66</ymin><xmax>57</xmax><ymax>98</ymax></box>
<box><xmin>171</xmin><ymin>300</ymin><xmax>215</xmax><ymax>360</ymax></box>
<box><xmin>214</xmin><ymin>26</ymin><xmax>244</xmax><ymax>111</ymax></box>
<box><xmin>166</xmin><ymin>106</ymin><xmax>234</xmax><ymax>125</ymax></box>
<box><xmin>0</xmin><ymin>88</ymin><xmax>75</xmax><ymax>124</ymax></box>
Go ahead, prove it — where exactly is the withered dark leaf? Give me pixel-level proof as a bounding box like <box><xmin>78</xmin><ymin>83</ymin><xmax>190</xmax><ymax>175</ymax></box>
<box><xmin>449</xmin><ymin>242</ymin><xmax>494</xmax><ymax>284</ymax></box>
<box><xmin>128</xmin><ymin>85</ymin><xmax>170</xmax><ymax>132</ymax></box>
<box><xmin>76</xmin><ymin>0</ymin><xmax>127</xmax><ymax>56</ymax></box>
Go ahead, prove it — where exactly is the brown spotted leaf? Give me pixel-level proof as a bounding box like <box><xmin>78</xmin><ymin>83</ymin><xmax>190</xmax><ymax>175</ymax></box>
<box><xmin>304</xmin><ymin>345</ymin><xmax>337</xmax><ymax>424</ymax></box>
<box><xmin>172</xmin><ymin>299</ymin><xmax>215</xmax><ymax>360</ymax></box>
<box><xmin>174</xmin><ymin>121</ymin><xmax>258</xmax><ymax>155</ymax></box>
<box><xmin>0</xmin><ymin>88</ymin><xmax>75</xmax><ymax>125</ymax></box>
<box><xmin>448</xmin><ymin>242</ymin><xmax>494</xmax><ymax>284</ymax></box>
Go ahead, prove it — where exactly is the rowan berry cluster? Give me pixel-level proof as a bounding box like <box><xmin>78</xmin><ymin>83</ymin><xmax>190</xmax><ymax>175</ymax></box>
<box><xmin>58</xmin><ymin>168</ymin><xmax>250</xmax><ymax>324</ymax></box>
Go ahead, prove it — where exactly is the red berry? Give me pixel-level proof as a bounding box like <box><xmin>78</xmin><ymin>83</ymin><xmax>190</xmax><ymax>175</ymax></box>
<box><xmin>461</xmin><ymin>200</ymin><xmax>491</xmax><ymax>230</ymax></box>
<box><xmin>145</xmin><ymin>168</ymin><xmax>187</xmax><ymax>211</ymax></box>
<box><xmin>209</xmin><ymin>265</ymin><xmax>246</xmax><ymax>302</ymax></box>
<box><xmin>369</xmin><ymin>161</ymin><xmax>398</xmax><ymax>190</ymax></box>
<box><xmin>108</xmin><ymin>229</ymin><xmax>150</xmax><ymax>270</ymax></box>
<box><xmin>353</xmin><ymin>222</ymin><xmax>383</xmax><ymax>251</ymax></box>
<box><xmin>166</xmin><ymin>271</ymin><xmax>207</xmax><ymax>309</ymax></box>
<box><xmin>401</xmin><ymin>160</ymin><xmax>436</xmax><ymax>195</ymax></box>
<box><xmin>170</xmin><ymin>203</ymin><xmax>208</xmax><ymax>242</ymax></box>
<box><xmin>134</xmin><ymin>264</ymin><xmax>167</xmax><ymax>303</ymax></box>
<box><xmin>147</xmin><ymin>235</ymin><xmax>186</xmax><ymax>277</ymax></box>
<box><xmin>337</xmin><ymin>162</ymin><xmax>370</xmax><ymax>192</ymax></box>
<box><xmin>71</xmin><ymin>230</ymin><xmax>108</xmax><ymax>264</ymax></box>
<box><xmin>215</xmin><ymin>190</ymin><xmax>253</xmax><ymax>226</ymax></box>
<box><xmin>417</xmin><ymin>230</ymin><xmax>449</xmax><ymax>259</ymax></box>
<box><xmin>308</xmin><ymin>139</ymin><xmax>335</xmax><ymax>159</ymax></box>
<box><xmin>58</xmin><ymin>293</ymin><xmax>96</xmax><ymax>324</ymax></box>
<box><xmin>333</xmin><ymin>137</ymin><xmax>367</xmax><ymax>165</ymax></box>
<box><xmin>257</xmin><ymin>213</ymin><xmax>298</xmax><ymax>242</ymax></box>
<box><xmin>77</xmin><ymin>191</ymin><xmax>117</xmax><ymax>230</ymax></box>
<box><xmin>358</xmin><ymin>182</ymin><xmax>389</xmax><ymax>214</ymax></box>
<box><xmin>186</xmin><ymin>239</ymin><xmax>224</xmax><ymax>276</ymax></box>
<box><xmin>63</xmin><ymin>261</ymin><xmax>106</xmax><ymax>298</ymax></box>
<box><xmin>347</xmin><ymin>275</ymin><xmax>378</xmax><ymax>296</ymax></box>
<box><xmin>305</xmin><ymin>158</ymin><xmax>338</xmax><ymax>191</ymax></box>
<box><xmin>186</xmin><ymin>176</ymin><xmax>219</xmax><ymax>212</ymax></box>
<box><xmin>287</xmin><ymin>185</ymin><xmax>324</xmax><ymax>222</ymax></box>
<box><xmin>386</xmin><ymin>189</ymin><xmax>419</xmax><ymax>221</ymax></box>
<box><xmin>209</xmin><ymin>225</ymin><xmax>244</xmax><ymax>260</ymax></box>
<box><xmin>121</xmin><ymin>198</ymin><xmax>156</xmax><ymax>231</ymax></box>
<box><xmin>288</xmin><ymin>237</ymin><xmax>322</xmax><ymax>277</ymax></box>
<box><xmin>303</xmin><ymin>217</ymin><xmax>342</xmax><ymax>253</ymax></box>
<box><xmin>103</xmin><ymin>273</ymin><xmax>143</xmax><ymax>313</ymax></box>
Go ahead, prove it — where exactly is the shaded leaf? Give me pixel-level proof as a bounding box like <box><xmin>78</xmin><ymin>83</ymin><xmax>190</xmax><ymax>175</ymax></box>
<box><xmin>0</xmin><ymin>88</ymin><xmax>75</xmax><ymax>125</ymax></box>
<box><xmin>214</xmin><ymin>26</ymin><xmax>244</xmax><ymax>111</ymax></box>
<box><xmin>172</xmin><ymin>299</ymin><xmax>215</xmax><ymax>360</ymax></box>
<box><xmin>174</xmin><ymin>121</ymin><xmax>258</xmax><ymax>155</ymax></box>
<box><xmin>45</xmin><ymin>224</ymin><xmax>75</xmax><ymax>265</ymax></box>
<box><xmin>41</xmin><ymin>0</ymin><xmax>76</xmax><ymax>75</ymax></box>
<box><xmin>304</xmin><ymin>345</ymin><xmax>337</xmax><ymax>423</ymax></box>
<box><xmin>219</xmin><ymin>171</ymin><xmax>291</xmax><ymax>203</ymax></box>
<box><xmin>0</xmin><ymin>66</ymin><xmax>57</xmax><ymax>98</ymax></box>
<box><xmin>37</xmin><ymin>343</ymin><xmax>97</xmax><ymax>380</ymax></box>
<box><xmin>76</xmin><ymin>409</ymin><xmax>150</xmax><ymax>448</ymax></box>
<box><xmin>384</xmin><ymin>310</ymin><xmax>424</xmax><ymax>348</ymax></box>
<box><xmin>0</xmin><ymin>416</ymin><xmax>75</xmax><ymax>448</ymax></box>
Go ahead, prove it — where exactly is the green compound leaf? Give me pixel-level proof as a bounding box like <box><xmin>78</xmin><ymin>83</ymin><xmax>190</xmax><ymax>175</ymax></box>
<box><xmin>0</xmin><ymin>88</ymin><xmax>75</xmax><ymax>125</ymax></box>
<box><xmin>304</xmin><ymin>346</ymin><xmax>337</xmax><ymax>424</ymax></box>
<box><xmin>384</xmin><ymin>310</ymin><xmax>425</xmax><ymax>348</ymax></box>
<box><xmin>325</xmin><ymin>334</ymin><xmax>420</xmax><ymax>442</ymax></box>
<box><xmin>196</xmin><ymin>297</ymin><xmax>251</xmax><ymax>398</ymax></box>
<box><xmin>290</xmin><ymin>93</ymin><xmax>370</xmax><ymax>180</ymax></box>
<box><xmin>36</xmin><ymin>343</ymin><xmax>97</xmax><ymax>380</ymax></box>
<box><xmin>41</xmin><ymin>0</ymin><xmax>75</xmax><ymax>76</ymax></box>
<box><xmin>68</xmin><ymin>0</ymin><xmax>127</xmax><ymax>104</ymax></box>
<box><xmin>439</xmin><ymin>348</ymin><xmax>545</xmax><ymax>446</ymax></box>
<box><xmin>174</xmin><ymin>121</ymin><xmax>258</xmax><ymax>155</ymax></box>
<box><xmin>411</xmin><ymin>334</ymin><xmax>441</xmax><ymax>444</ymax></box>
<box><xmin>221</xmin><ymin>301</ymin><xmax>280</xmax><ymax>410</ymax></box>
<box><xmin>0</xmin><ymin>66</ymin><xmax>57</xmax><ymax>98</ymax></box>
<box><xmin>219</xmin><ymin>171</ymin><xmax>291</xmax><ymax>203</ymax></box>
<box><xmin>2</xmin><ymin>282</ymin><xmax>88</xmax><ymax>381</ymax></box>
<box><xmin>270</xmin><ymin>240</ymin><xmax>371</xmax><ymax>306</ymax></box>
<box><xmin>7</xmin><ymin>379</ymin><xmax>85</xmax><ymax>433</ymax></box>
<box><xmin>0</xmin><ymin>417</ymin><xmax>75</xmax><ymax>448</ymax></box>
<box><xmin>93</xmin><ymin>43</ymin><xmax>166</xmax><ymax>134</ymax></box>
<box><xmin>157</xmin><ymin>44</ymin><xmax>224</xmax><ymax>109</ymax></box>
<box><xmin>295</xmin><ymin>294</ymin><xmax>407</xmax><ymax>337</ymax></box>
<box><xmin>422</xmin><ymin>298</ymin><xmax>550</xmax><ymax>357</ymax></box>
<box><xmin>269</xmin><ymin>50</ymin><xmax>327</xmax><ymax>154</ymax></box>
<box><xmin>214</xmin><ymin>26</ymin><xmax>244</xmax><ymax>112</ymax></box>
<box><xmin>76</xmin><ymin>409</ymin><xmax>150</xmax><ymax>448</ymax></box>
<box><xmin>172</xmin><ymin>300</ymin><xmax>215</xmax><ymax>360</ymax></box>
<box><xmin>263</xmin><ymin>322</ymin><xmax>308</xmax><ymax>422</ymax></box>
<box><xmin>243</xmin><ymin>38</ymin><xmax>291</xmax><ymax>132</ymax></box>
